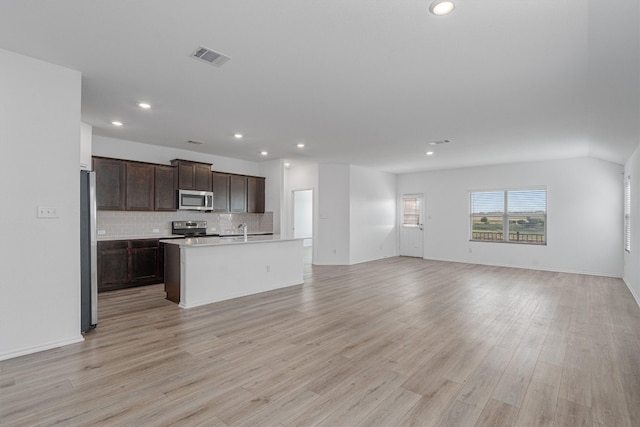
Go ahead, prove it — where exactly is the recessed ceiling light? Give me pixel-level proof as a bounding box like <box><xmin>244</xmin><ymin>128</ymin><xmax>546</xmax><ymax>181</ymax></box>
<box><xmin>137</xmin><ymin>102</ymin><xmax>151</xmax><ymax>109</ymax></box>
<box><xmin>429</xmin><ymin>0</ymin><xmax>455</xmax><ymax>15</ymax></box>
<box><xmin>234</xmin><ymin>133</ymin><xmax>243</xmax><ymax>139</ymax></box>
<box><xmin>297</xmin><ymin>143</ymin><xmax>305</xmax><ymax>148</ymax></box>
<box><xmin>426</xmin><ymin>151</ymin><xmax>435</xmax><ymax>156</ymax></box>
<box><xmin>284</xmin><ymin>162</ymin><xmax>291</xmax><ymax>168</ymax></box>
<box><xmin>260</xmin><ymin>151</ymin><xmax>268</xmax><ymax>156</ymax></box>
<box><xmin>111</xmin><ymin>121</ymin><xmax>123</xmax><ymax>127</ymax></box>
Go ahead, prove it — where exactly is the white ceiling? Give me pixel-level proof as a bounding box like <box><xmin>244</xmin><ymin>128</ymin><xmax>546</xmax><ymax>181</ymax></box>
<box><xmin>1</xmin><ymin>0</ymin><xmax>638</xmax><ymax>173</ymax></box>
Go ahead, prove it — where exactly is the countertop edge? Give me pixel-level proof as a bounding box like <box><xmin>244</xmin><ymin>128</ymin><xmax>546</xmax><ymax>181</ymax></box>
<box><xmin>160</xmin><ymin>235</ymin><xmax>303</xmax><ymax>247</ymax></box>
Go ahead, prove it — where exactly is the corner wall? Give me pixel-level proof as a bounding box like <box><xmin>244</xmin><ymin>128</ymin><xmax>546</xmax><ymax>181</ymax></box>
<box><xmin>315</xmin><ymin>164</ymin><xmax>351</xmax><ymax>265</ymax></box>
<box><xmin>0</xmin><ymin>49</ymin><xmax>83</xmax><ymax>360</ymax></box>
<box><xmin>398</xmin><ymin>157</ymin><xmax>623</xmax><ymax>277</ymax></box>
<box><xmin>349</xmin><ymin>165</ymin><xmax>397</xmax><ymax>264</ymax></box>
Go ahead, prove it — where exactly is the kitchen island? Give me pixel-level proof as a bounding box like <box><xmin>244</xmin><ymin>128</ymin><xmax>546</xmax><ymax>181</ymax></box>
<box><xmin>161</xmin><ymin>235</ymin><xmax>304</xmax><ymax>308</ymax></box>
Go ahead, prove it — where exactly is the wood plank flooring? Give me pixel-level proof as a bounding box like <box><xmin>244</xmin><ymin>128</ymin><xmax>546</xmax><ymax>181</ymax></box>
<box><xmin>2</xmin><ymin>256</ymin><xmax>640</xmax><ymax>426</ymax></box>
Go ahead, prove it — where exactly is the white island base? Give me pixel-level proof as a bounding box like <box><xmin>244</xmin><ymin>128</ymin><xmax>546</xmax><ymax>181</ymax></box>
<box><xmin>162</xmin><ymin>236</ymin><xmax>304</xmax><ymax>309</ymax></box>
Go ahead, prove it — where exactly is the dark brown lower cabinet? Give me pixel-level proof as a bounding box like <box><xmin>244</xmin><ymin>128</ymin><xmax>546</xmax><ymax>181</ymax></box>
<box><xmin>97</xmin><ymin>239</ymin><xmax>164</xmax><ymax>292</ymax></box>
<box><xmin>97</xmin><ymin>241</ymin><xmax>129</xmax><ymax>291</ymax></box>
<box><xmin>130</xmin><ymin>239</ymin><xmax>159</xmax><ymax>282</ymax></box>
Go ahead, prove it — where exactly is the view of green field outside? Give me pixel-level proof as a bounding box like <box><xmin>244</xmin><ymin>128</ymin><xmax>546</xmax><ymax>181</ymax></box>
<box><xmin>470</xmin><ymin>190</ymin><xmax>546</xmax><ymax>244</ymax></box>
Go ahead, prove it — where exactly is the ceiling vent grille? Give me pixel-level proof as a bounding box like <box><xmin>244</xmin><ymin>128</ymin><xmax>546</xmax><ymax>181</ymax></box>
<box><xmin>191</xmin><ymin>46</ymin><xmax>231</xmax><ymax>67</ymax></box>
<box><xmin>186</xmin><ymin>140</ymin><xmax>204</xmax><ymax>145</ymax></box>
<box><xmin>428</xmin><ymin>139</ymin><xmax>451</xmax><ymax>146</ymax></box>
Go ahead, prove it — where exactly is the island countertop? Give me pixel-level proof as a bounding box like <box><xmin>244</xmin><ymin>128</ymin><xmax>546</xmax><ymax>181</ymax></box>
<box><xmin>160</xmin><ymin>234</ymin><xmax>301</xmax><ymax>247</ymax></box>
<box><xmin>163</xmin><ymin>235</ymin><xmax>304</xmax><ymax>309</ymax></box>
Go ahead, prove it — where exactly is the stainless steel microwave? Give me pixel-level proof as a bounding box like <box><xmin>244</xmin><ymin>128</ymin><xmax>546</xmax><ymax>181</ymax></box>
<box><xmin>177</xmin><ymin>189</ymin><xmax>214</xmax><ymax>211</ymax></box>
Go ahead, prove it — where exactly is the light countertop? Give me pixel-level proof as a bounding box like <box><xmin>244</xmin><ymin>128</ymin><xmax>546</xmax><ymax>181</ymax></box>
<box><xmin>97</xmin><ymin>232</ymin><xmax>273</xmax><ymax>242</ymax></box>
<box><xmin>160</xmin><ymin>234</ymin><xmax>301</xmax><ymax>247</ymax></box>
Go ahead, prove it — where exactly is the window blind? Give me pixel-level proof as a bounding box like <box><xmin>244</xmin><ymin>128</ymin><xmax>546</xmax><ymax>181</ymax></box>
<box><xmin>625</xmin><ymin>180</ymin><xmax>631</xmax><ymax>252</ymax></box>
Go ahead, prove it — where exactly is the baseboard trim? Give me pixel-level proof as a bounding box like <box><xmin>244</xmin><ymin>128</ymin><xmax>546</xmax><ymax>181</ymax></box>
<box><xmin>421</xmin><ymin>256</ymin><xmax>622</xmax><ymax>279</ymax></box>
<box><xmin>0</xmin><ymin>335</ymin><xmax>84</xmax><ymax>361</ymax></box>
<box><xmin>623</xmin><ymin>278</ymin><xmax>640</xmax><ymax>309</ymax></box>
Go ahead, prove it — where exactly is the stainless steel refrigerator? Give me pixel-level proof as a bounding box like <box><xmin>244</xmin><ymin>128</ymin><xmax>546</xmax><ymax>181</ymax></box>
<box><xmin>80</xmin><ymin>170</ymin><xmax>98</xmax><ymax>332</ymax></box>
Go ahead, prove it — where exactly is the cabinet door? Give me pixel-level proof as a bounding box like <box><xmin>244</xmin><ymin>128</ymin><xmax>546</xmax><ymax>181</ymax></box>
<box><xmin>177</xmin><ymin>162</ymin><xmax>195</xmax><ymax>190</ymax></box>
<box><xmin>97</xmin><ymin>240</ymin><xmax>129</xmax><ymax>292</ymax></box>
<box><xmin>155</xmin><ymin>165</ymin><xmax>176</xmax><ymax>211</ymax></box>
<box><xmin>194</xmin><ymin>164</ymin><xmax>212</xmax><ymax>191</ymax></box>
<box><xmin>93</xmin><ymin>157</ymin><xmax>126</xmax><ymax>210</ymax></box>
<box><xmin>211</xmin><ymin>172</ymin><xmax>230</xmax><ymax>212</ymax></box>
<box><xmin>247</xmin><ymin>177</ymin><xmax>265</xmax><ymax>213</ymax></box>
<box><xmin>126</xmin><ymin>162</ymin><xmax>155</xmax><ymax>211</ymax></box>
<box><xmin>229</xmin><ymin>175</ymin><xmax>248</xmax><ymax>212</ymax></box>
<box><xmin>130</xmin><ymin>240</ymin><xmax>159</xmax><ymax>282</ymax></box>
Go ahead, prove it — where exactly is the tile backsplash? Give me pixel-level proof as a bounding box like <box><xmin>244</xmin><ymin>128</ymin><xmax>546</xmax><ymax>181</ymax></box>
<box><xmin>96</xmin><ymin>210</ymin><xmax>273</xmax><ymax>240</ymax></box>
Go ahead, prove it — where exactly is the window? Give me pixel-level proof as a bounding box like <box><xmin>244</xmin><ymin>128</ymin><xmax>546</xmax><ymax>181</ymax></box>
<box><xmin>402</xmin><ymin>195</ymin><xmax>422</xmax><ymax>227</ymax></box>
<box><xmin>625</xmin><ymin>179</ymin><xmax>631</xmax><ymax>252</ymax></box>
<box><xmin>470</xmin><ymin>188</ymin><xmax>546</xmax><ymax>244</ymax></box>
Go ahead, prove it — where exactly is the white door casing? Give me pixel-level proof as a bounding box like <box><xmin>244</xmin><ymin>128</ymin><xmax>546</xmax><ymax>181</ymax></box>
<box><xmin>400</xmin><ymin>194</ymin><xmax>424</xmax><ymax>258</ymax></box>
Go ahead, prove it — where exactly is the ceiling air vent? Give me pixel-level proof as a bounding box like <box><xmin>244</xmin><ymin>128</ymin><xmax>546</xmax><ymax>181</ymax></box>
<box><xmin>186</xmin><ymin>140</ymin><xmax>204</xmax><ymax>145</ymax></box>
<box><xmin>428</xmin><ymin>139</ymin><xmax>451</xmax><ymax>146</ymax></box>
<box><xmin>191</xmin><ymin>46</ymin><xmax>231</xmax><ymax>67</ymax></box>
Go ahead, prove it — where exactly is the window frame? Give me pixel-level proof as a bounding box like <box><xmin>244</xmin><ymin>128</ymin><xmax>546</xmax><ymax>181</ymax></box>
<box><xmin>401</xmin><ymin>194</ymin><xmax>422</xmax><ymax>228</ymax></box>
<box><xmin>469</xmin><ymin>187</ymin><xmax>547</xmax><ymax>245</ymax></box>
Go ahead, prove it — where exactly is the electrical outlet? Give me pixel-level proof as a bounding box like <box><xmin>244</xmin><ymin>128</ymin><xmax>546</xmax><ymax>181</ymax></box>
<box><xmin>152</xmin><ymin>228</ymin><xmax>160</xmax><ymax>233</ymax></box>
<box><xmin>97</xmin><ymin>230</ymin><xmax>106</xmax><ymax>235</ymax></box>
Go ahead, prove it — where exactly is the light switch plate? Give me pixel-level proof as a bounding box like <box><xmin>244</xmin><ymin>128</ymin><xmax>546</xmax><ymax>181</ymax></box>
<box><xmin>37</xmin><ymin>206</ymin><xmax>58</xmax><ymax>218</ymax></box>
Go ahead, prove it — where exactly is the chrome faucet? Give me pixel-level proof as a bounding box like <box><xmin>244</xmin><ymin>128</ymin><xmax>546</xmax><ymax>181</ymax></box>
<box><xmin>238</xmin><ymin>223</ymin><xmax>248</xmax><ymax>240</ymax></box>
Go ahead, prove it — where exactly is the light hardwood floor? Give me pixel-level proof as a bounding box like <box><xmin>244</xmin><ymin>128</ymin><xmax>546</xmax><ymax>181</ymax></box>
<box><xmin>2</xmin><ymin>257</ymin><xmax>640</xmax><ymax>426</ymax></box>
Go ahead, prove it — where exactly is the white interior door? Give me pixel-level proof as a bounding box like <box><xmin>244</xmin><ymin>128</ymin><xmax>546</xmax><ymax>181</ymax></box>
<box><xmin>400</xmin><ymin>194</ymin><xmax>424</xmax><ymax>257</ymax></box>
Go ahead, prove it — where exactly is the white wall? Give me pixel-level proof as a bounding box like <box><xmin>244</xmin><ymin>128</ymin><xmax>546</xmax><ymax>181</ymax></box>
<box><xmin>350</xmin><ymin>165</ymin><xmax>397</xmax><ymax>264</ymax></box>
<box><xmin>93</xmin><ymin>135</ymin><xmax>260</xmax><ymax>176</ymax></box>
<box><xmin>292</xmin><ymin>163</ymin><xmax>397</xmax><ymax>266</ymax></box>
<box><xmin>0</xmin><ymin>49</ymin><xmax>83</xmax><ymax>360</ymax></box>
<box><xmin>398</xmin><ymin>157</ymin><xmax>623</xmax><ymax>277</ymax></box>
<box><xmin>80</xmin><ymin>122</ymin><xmax>92</xmax><ymax>170</ymax></box>
<box><xmin>316</xmin><ymin>164</ymin><xmax>351</xmax><ymax>265</ymax></box>
<box><xmin>624</xmin><ymin>145</ymin><xmax>640</xmax><ymax>306</ymax></box>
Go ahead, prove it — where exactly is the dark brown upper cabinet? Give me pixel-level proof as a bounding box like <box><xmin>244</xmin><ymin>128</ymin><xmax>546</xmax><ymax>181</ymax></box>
<box><xmin>154</xmin><ymin>165</ymin><xmax>176</xmax><ymax>211</ymax></box>
<box><xmin>93</xmin><ymin>157</ymin><xmax>126</xmax><ymax>210</ymax></box>
<box><xmin>247</xmin><ymin>176</ymin><xmax>266</xmax><ymax>213</ymax></box>
<box><xmin>93</xmin><ymin>156</ymin><xmax>266</xmax><ymax>213</ymax></box>
<box><xmin>125</xmin><ymin>162</ymin><xmax>155</xmax><ymax>211</ymax></box>
<box><xmin>229</xmin><ymin>175</ymin><xmax>248</xmax><ymax>213</ymax></box>
<box><xmin>171</xmin><ymin>159</ymin><xmax>212</xmax><ymax>191</ymax></box>
<box><xmin>211</xmin><ymin>172</ymin><xmax>230</xmax><ymax>212</ymax></box>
